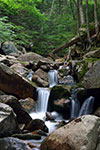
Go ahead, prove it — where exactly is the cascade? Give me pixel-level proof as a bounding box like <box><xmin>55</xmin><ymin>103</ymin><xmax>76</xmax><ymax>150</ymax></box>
<box><xmin>70</xmin><ymin>88</ymin><xmax>80</xmax><ymax>118</ymax></box>
<box><xmin>78</xmin><ymin>96</ymin><xmax>94</xmax><ymax>117</ymax></box>
<box><xmin>48</xmin><ymin>70</ymin><xmax>58</xmax><ymax>87</ymax></box>
<box><xmin>30</xmin><ymin>87</ymin><xmax>50</xmax><ymax>120</ymax></box>
<box><xmin>36</xmin><ymin>88</ymin><xmax>50</xmax><ymax>113</ymax></box>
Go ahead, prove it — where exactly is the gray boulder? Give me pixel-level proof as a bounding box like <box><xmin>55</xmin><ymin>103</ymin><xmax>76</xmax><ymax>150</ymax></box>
<box><xmin>0</xmin><ymin>103</ymin><xmax>18</xmax><ymax>137</ymax></box>
<box><xmin>0</xmin><ymin>137</ymin><xmax>31</xmax><ymax>150</ymax></box>
<box><xmin>82</xmin><ymin>60</ymin><xmax>100</xmax><ymax>89</ymax></box>
<box><xmin>41</xmin><ymin>115</ymin><xmax>100</xmax><ymax>150</ymax></box>
<box><xmin>2</xmin><ymin>42</ymin><xmax>20</xmax><ymax>55</ymax></box>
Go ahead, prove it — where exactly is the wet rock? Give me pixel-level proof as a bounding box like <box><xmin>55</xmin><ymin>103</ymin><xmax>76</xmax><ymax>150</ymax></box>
<box><xmin>1</xmin><ymin>95</ymin><xmax>32</xmax><ymax>126</ymax></box>
<box><xmin>18</xmin><ymin>52</ymin><xmax>53</xmax><ymax>64</ymax></box>
<box><xmin>82</xmin><ymin>60</ymin><xmax>100</xmax><ymax>89</ymax></box>
<box><xmin>1</xmin><ymin>42</ymin><xmax>20</xmax><ymax>55</ymax></box>
<box><xmin>19</xmin><ymin>97</ymin><xmax>36</xmax><ymax>113</ymax></box>
<box><xmin>59</xmin><ymin>75</ymin><xmax>75</xmax><ymax>85</ymax></box>
<box><xmin>41</xmin><ymin>115</ymin><xmax>100</xmax><ymax>150</ymax></box>
<box><xmin>94</xmin><ymin>107</ymin><xmax>100</xmax><ymax>117</ymax></box>
<box><xmin>0</xmin><ymin>137</ymin><xmax>31</xmax><ymax>150</ymax></box>
<box><xmin>33</xmin><ymin>69</ymin><xmax>48</xmax><ymax>82</ymax></box>
<box><xmin>33</xmin><ymin>75</ymin><xmax>48</xmax><ymax>87</ymax></box>
<box><xmin>48</xmin><ymin>85</ymin><xmax>71</xmax><ymax>118</ymax></box>
<box><xmin>25</xmin><ymin>119</ymin><xmax>48</xmax><ymax>133</ymax></box>
<box><xmin>10</xmin><ymin>63</ymin><xmax>30</xmax><ymax>77</ymax></box>
<box><xmin>0</xmin><ymin>63</ymin><xmax>36</xmax><ymax>99</ymax></box>
<box><xmin>0</xmin><ymin>103</ymin><xmax>18</xmax><ymax>138</ymax></box>
<box><xmin>46</xmin><ymin>112</ymin><xmax>55</xmax><ymax>121</ymax></box>
<box><xmin>12</xmin><ymin>133</ymin><xmax>41</xmax><ymax>140</ymax></box>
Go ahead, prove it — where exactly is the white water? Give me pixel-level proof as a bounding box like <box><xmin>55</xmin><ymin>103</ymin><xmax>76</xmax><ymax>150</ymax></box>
<box><xmin>78</xmin><ymin>96</ymin><xmax>94</xmax><ymax>117</ymax></box>
<box><xmin>30</xmin><ymin>88</ymin><xmax>50</xmax><ymax>120</ymax></box>
<box><xmin>48</xmin><ymin>70</ymin><xmax>58</xmax><ymax>87</ymax></box>
<box><xmin>71</xmin><ymin>99</ymin><xmax>80</xmax><ymax>118</ymax></box>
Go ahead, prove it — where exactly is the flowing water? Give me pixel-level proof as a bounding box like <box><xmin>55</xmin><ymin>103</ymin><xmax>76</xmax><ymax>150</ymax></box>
<box><xmin>78</xmin><ymin>96</ymin><xmax>94</xmax><ymax>117</ymax></box>
<box><xmin>48</xmin><ymin>70</ymin><xmax>58</xmax><ymax>87</ymax></box>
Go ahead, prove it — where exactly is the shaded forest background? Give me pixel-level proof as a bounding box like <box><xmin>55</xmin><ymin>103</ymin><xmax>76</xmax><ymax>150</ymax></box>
<box><xmin>0</xmin><ymin>0</ymin><xmax>100</xmax><ymax>57</ymax></box>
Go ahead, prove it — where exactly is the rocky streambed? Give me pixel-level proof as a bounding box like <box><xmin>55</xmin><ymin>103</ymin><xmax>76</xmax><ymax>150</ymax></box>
<box><xmin>0</xmin><ymin>41</ymin><xmax>100</xmax><ymax>150</ymax></box>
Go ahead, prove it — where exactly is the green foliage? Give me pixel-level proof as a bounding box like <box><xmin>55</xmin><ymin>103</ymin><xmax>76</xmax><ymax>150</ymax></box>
<box><xmin>0</xmin><ymin>0</ymin><xmax>99</xmax><ymax>56</ymax></box>
<box><xmin>0</xmin><ymin>16</ymin><xmax>16</xmax><ymax>42</ymax></box>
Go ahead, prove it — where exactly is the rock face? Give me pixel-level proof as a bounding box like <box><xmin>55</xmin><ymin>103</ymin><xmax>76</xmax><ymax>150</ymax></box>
<box><xmin>48</xmin><ymin>85</ymin><xmax>71</xmax><ymax>117</ymax></box>
<box><xmin>82</xmin><ymin>61</ymin><xmax>100</xmax><ymax>89</ymax></box>
<box><xmin>0</xmin><ymin>63</ymin><xmax>36</xmax><ymax>99</ymax></box>
<box><xmin>1</xmin><ymin>42</ymin><xmax>19</xmax><ymax>55</ymax></box>
<box><xmin>0</xmin><ymin>137</ymin><xmax>31</xmax><ymax>150</ymax></box>
<box><xmin>40</xmin><ymin>115</ymin><xmax>100</xmax><ymax>150</ymax></box>
<box><xmin>18</xmin><ymin>52</ymin><xmax>53</xmax><ymax>64</ymax></box>
<box><xmin>0</xmin><ymin>95</ymin><xmax>32</xmax><ymax>126</ymax></box>
<box><xmin>0</xmin><ymin>103</ymin><xmax>18</xmax><ymax>138</ymax></box>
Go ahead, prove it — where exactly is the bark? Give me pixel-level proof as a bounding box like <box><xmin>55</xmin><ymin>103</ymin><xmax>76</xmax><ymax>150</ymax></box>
<box><xmin>86</xmin><ymin>0</ymin><xmax>92</xmax><ymax>44</ymax></box>
<box><xmin>70</xmin><ymin>0</ymin><xmax>76</xmax><ymax>20</ymax></box>
<box><xmin>49</xmin><ymin>0</ymin><xmax>55</xmax><ymax>16</ymax></box>
<box><xmin>94</xmin><ymin>0</ymin><xmax>99</xmax><ymax>36</ymax></box>
<box><xmin>79</xmin><ymin>0</ymin><xmax>85</xmax><ymax>25</ymax></box>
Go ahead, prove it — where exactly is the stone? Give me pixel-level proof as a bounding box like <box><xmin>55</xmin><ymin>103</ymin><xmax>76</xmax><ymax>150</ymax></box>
<box><xmin>18</xmin><ymin>52</ymin><xmax>53</xmax><ymax>64</ymax></box>
<box><xmin>19</xmin><ymin>97</ymin><xmax>36</xmax><ymax>113</ymax></box>
<box><xmin>0</xmin><ymin>95</ymin><xmax>32</xmax><ymax>126</ymax></box>
<box><xmin>32</xmin><ymin>75</ymin><xmax>48</xmax><ymax>87</ymax></box>
<box><xmin>41</xmin><ymin>115</ymin><xmax>100</xmax><ymax>150</ymax></box>
<box><xmin>12</xmin><ymin>133</ymin><xmax>41</xmax><ymax>140</ymax></box>
<box><xmin>48</xmin><ymin>85</ymin><xmax>71</xmax><ymax>113</ymax></box>
<box><xmin>82</xmin><ymin>60</ymin><xmax>100</xmax><ymax>89</ymax></box>
<box><xmin>25</xmin><ymin>119</ymin><xmax>48</xmax><ymax>133</ymax></box>
<box><xmin>0</xmin><ymin>63</ymin><xmax>36</xmax><ymax>99</ymax></box>
<box><xmin>33</xmin><ymin>69</ymin><xmax>48</xmax><ymax>82</ymax></box>
<box><xmin>0</xmin><ymin>103</ymin><xmax>18</xmax><ymax>137</ymax></box>
<box><xmin>10</xmin><ymin>63</ymin><xmax>29</xmax><ymax>77</ymax></box>
<box><xmin>0</xmin><ymin>137</ymin><xmax>31</xmax><ymax>150</ymax></box>
<box><xmin>1</xmin><ymin>41</ymin><xmax>20</xmax><ymax>55</ymax></box>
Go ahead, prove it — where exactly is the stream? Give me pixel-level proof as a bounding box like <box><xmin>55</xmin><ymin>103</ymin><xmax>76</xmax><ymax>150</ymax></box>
<box><xmin>29</xmin><ymin>69</ymin><xmax>94</xmax><ymax>150</ymax></box>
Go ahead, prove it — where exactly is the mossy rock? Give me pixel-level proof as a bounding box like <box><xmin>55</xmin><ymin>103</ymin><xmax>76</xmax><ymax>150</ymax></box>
<box><xmin>48</xmin><ymin>85</ymin><xmax>71</xmax><ymax>112</ymax></box>
<box><xmin>12</xmin><ymin>133</ymin><xmax>41</xmax><ymax>140</ymax></box>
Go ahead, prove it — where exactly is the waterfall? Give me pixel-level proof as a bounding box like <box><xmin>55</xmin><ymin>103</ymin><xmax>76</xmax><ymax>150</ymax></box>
<box><xmin>36</xmin><ymin>88</ymin><xmax>50</xmax><ymax>113</ymax></box>
<box><xmin>78</xmin><ymin>96</ymin><xmax>94</xmax><ymax>117</ymax></box>
<box><xmin>70</xmin><ymin>88</ymin><xmax>80</xmax><ymax>118</ymax></box>
<box><xmin>48</xmin><ymin>70</ymin><xmax>58</xmax><ymax>87</ymax></box>
<box><xmin>71</xmin><ymin>99</ymin><xmax>80</xmax><ymax>118</ymax></box>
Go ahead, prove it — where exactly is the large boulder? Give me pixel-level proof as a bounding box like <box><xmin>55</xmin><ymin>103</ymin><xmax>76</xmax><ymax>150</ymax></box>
<box><xmin>0</xmin><ymin>63</ymin><xmax>36</xmax><ymax>99</ymax></box>
<box><xmin>18</xmin><ymin>52</ymin><xmax>53</xmax><ymax>64</ymax></box>
<box><xmin>48</xmin><ymin>85</ymin><xmax>71</xmax><ymax>115</ymax></box>
<box><xmin>41</xmin><ymin>115</ymin><xmax>100</xmax><ymax>150</ymax></box>
<box><xmin>82</xmin><ymin>61</ymin><xmax>100</xmax><ymax>89</ymax></box>
<box><xmin>1</xmin><ymin>42</ymin><xmax>20</xmax><ymax>55</ymax></box>
<box><xmin>0</xmin><ymin>137</ymin><xmax>31</xmax><ymax>150</ymax></box>
<box><xmin>0</xmin><ymin>103</ymin><xmax>18</xmax><ymax>138</ymax></box>
<box><xmin>10</xmin><ymin>63</ymin><xmax>30</xmax><ymax>77</ymax></box>
<box><xmin>0</xmin><ymin>95</ymin><xmax>32</xmax><ymax>126</ymax></box>
<box><xmin>32</xmin><ymin>69</ymin><xmax>48</xmax><ymax>87</ymax></box>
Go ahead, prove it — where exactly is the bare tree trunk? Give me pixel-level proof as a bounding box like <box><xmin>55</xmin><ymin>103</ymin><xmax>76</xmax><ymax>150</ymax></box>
<box><xmin>49</xmin><ymin>0</ymin><xmax>55</xmax><ymax>16</ymax></box>
<box><xmin>79</xmin><ymin>0</ymin><xmax>85</xmax><ymax>25</ymax></box>
<box><xmin>70</xmin><ymin>0</ymin><xmax>76</xmax><ymax>20</ymax></box>
<box><xmin>86</xmin><ymin>0</ymin><xmax>92</xmax><ymax>44</ymax></box>
<box><xmin>77</xmin><ymin>0</ymin><xmax>81</xmax><ymax>33</ymax></box>
<box><xmin>94</xmin><ymin>0</ymin><xmax>99</xmax><ymax>36</ymax></box>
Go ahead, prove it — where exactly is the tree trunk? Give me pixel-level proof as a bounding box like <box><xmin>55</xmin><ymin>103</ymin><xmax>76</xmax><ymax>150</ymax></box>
<box><xmin>86</xmin><ymin>0</ymin><xmax>92</xmax><ymax>44</ymax></box>
<box><xmin>94</xmin><ymin>0</ymin><xmax>99</xmax><ymax>36</ymax></box>
<box><xmin>49</xmin><ymin>0</ymin><xmax>55</xmax><ymax>16</ymax></box>
<box><xmin>79</xmin><ymin>0</ymin><xmax>85</xmax><ymax>25</ymax></box>
<box><xmin>70</xmin><ymin>0</ymin><xmax>76</xmax><ymax>20</ymax></box>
